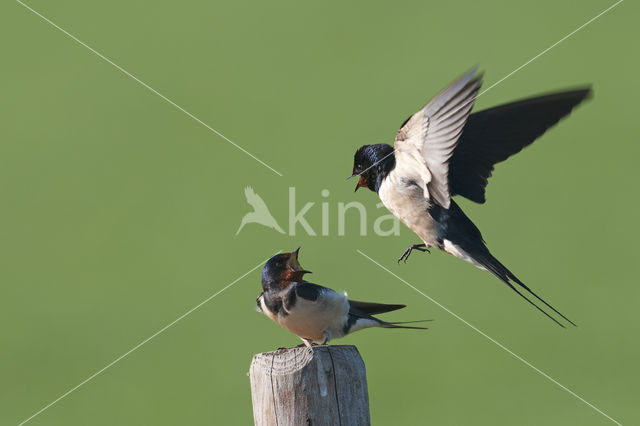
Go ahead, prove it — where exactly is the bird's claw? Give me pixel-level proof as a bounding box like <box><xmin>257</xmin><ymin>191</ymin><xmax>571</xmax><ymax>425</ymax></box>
<box><xmin>293</xmin><ymin>342</ymin><xmax>318</xmax><ymax>348</ymax></box>
<box><xmin>397</xmin><ymin>244</ymin><xmax>430</xmax><ymax>263</ymax></box>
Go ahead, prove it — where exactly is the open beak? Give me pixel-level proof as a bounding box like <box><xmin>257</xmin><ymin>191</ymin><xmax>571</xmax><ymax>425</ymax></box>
<box><xmin>346</xmin><ymin>172</ymin><xmax>366</xmax><ymax>192</ymax></box>
<box><xmin>287</xmin><ymin>247</ymin><xmax>312</xmax><ymax>274</ymax></box>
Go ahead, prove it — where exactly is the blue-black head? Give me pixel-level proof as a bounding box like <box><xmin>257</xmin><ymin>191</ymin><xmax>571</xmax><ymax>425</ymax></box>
<box><xmin>348</xmin><ymin>144</ymin><xmax>395</xmax><ymax>193</ymax></box>
<box><xmin>261</xmin><ymin>247</ymin><xmax>312</xmax><ymax>290</ymax></box>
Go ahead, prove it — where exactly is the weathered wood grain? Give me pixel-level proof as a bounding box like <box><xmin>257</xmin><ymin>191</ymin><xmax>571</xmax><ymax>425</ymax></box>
<box><xmin>249</xmin><ymin>345</ymin><xmax>370</xmax><ymax>426</ymax></box>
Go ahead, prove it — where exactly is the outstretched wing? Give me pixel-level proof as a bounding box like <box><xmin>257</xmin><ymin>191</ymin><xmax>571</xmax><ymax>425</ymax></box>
<box><xmin>394</xmin><ymin>68</ymin><xmax>483</xmax><ymax>208</ymax></box>
<box><xmin>449</xmin><ymin>88</ymin><xmax>592</xmax><ymax>203</ymax></box>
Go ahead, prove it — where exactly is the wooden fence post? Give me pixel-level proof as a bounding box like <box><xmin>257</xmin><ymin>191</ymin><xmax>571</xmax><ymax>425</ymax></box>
<box><xmin>249</xmin><ymin>345</ymin><xmax>370</xmax><ymax>426</ymax></box>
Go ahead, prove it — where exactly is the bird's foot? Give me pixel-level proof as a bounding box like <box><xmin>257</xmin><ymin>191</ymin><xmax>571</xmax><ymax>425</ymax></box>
<box><xmin>398</xmin><ymin>244</ymin><xmax>430</xmax><ymax>263</ymax></box>
<box><xmin>278</xmin><ymin>342</ymin><xmax>318</xmax><ymax>350</ymax></box>
<box><xmin>320</xmin><ymin>331</ymin><xmax>332</xmax><ymax>346</ymax></box>
<box><xmin>298</xmin><ymin>339</ymin><xmax>320</xmax><ymax>349</ymax></box>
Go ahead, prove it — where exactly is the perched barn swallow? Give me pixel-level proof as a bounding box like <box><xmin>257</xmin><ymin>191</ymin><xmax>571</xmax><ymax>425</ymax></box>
<box><xmin>257</xmin><ymin>248</ymin><xmax>428</xmax><ymax>347</ymax></box>
<box><xmin>349</xmin><ymin>68</ymin><xmax>591</xmax><ymax>327</ymax></box>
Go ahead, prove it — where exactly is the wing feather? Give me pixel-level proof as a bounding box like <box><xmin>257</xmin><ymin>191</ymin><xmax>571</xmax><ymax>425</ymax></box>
<box><xmin>348</xmin><ymin>300</ymin><xmax>405</xmax><ymax>316</ymax></box>
<box><xmin>395</xmin><ymin>68</ymin><xmax>483</xmax><ymax>208</ymax></box>
<box><xmin>449</xmin><ymin>88</ymin><xmax>592</xmax><ymax>203</ymax></box>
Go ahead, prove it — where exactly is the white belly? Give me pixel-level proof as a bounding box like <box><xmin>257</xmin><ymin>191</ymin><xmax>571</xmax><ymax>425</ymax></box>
<box><xmin>378</xmin><ymin>170</ymin><xmax>440</xmax><ymax>247</ymax></box>
<box><xmin>260</xmin><ymin>287</ymin><xmax>349</xmax><ymax>343</ymax></box>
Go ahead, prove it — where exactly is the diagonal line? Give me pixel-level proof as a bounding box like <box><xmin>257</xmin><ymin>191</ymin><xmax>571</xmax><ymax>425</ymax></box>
<box><xmin>357</xmin><ymin>249</ymin><xmax>623</xmax><ymax>426</ymax></box>
<box><xmin>479</xmin><ymin>0</ymin><xmax>624</xmax><ymax>97</ymax></box>
<box><xmin>16</xmin><ymin>0</ymin><xmax>284</xmax><ymax>177</ymax></box>
<box><xmin>351</xmin><ymin>0</ymin><xmax>623</xmax><ymax>180</ymax></box>
<box><xmin>17</xmin><ymin>255</ymin><xmax>273</xmax><ymax>426</ymax></box>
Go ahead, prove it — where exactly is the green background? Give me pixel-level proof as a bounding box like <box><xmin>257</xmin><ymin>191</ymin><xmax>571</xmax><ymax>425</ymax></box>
<box><xmin>1</xmin><ymin>0</ymin><xmax>637</xmax><ymax>424</ymax></box>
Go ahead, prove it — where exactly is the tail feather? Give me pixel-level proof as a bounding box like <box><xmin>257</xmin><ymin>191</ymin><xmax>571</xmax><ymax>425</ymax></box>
<box><xmin>388</xmin><ymin>319</ymin><xmax>433</xmax><ymax>324</ymax></box>
<box><xmin>346</xmin><ymin>314</ymin><xmax>429</xmax><ymax>335</ymax></box>
<box><xmin>436</xmin><ymin>200</ymin><xmax>575</xmax><ymax>327</ymax></box>
<box><xmin>477</xmin><ymin>250</ymin><xmax>575</xmax><ymax>327</ymax></box>
<box><xmin>506</xmin><ymin>270</ymin><xmax>577</xmax><ymax>327</ymax></box>
<box><xmin>501</xmin><ymin>278</ymin><xmax>565</xmax><ymax>328</ymax></box>
<box><xmin>380</xmin><ymin>320</ymin><xmax>430</xmax><ymax>330</ymax></box>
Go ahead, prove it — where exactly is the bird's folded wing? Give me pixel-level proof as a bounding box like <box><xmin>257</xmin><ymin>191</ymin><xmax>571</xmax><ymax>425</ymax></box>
<box><xmin>394</xmin><ymin>68</ymin><xmax>483</xmax><ymax>209</ymax></box>
<box><xmin>449</xmin><ymin>88</ymin><xmax>592</xmax><ymax>203</ymax></box>
<box><xmin>294</xmin><ymin>282</ymin><xmax>328</xmax><ymax>301</ymax></box>
<box><xmin>348</xmin><ymin>299</ymin><xmax>405</xmax><ymax>316</ymax></box>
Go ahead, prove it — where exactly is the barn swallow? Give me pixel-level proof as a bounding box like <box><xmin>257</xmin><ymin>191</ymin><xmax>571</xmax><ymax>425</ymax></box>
<box><xmin>256</xmin><ymin>248</ymin><xmax>428</xmax><ymax>347</ymax></box>
<box><xmin>349</xmin><ymin>68</ymin><xmax>591</xmax><ymax>327</ymax></box>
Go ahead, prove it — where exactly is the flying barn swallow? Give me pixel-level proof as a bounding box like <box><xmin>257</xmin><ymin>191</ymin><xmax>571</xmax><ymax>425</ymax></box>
<box><xmin>257</xmin><ymin>248</ymin><xmax>428</xmax><ymax>347</ymax></box>
<box><xmin>349</xmin><ymin>68</ymin><xmax>591</xmax><ymax>327</ymax></box>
